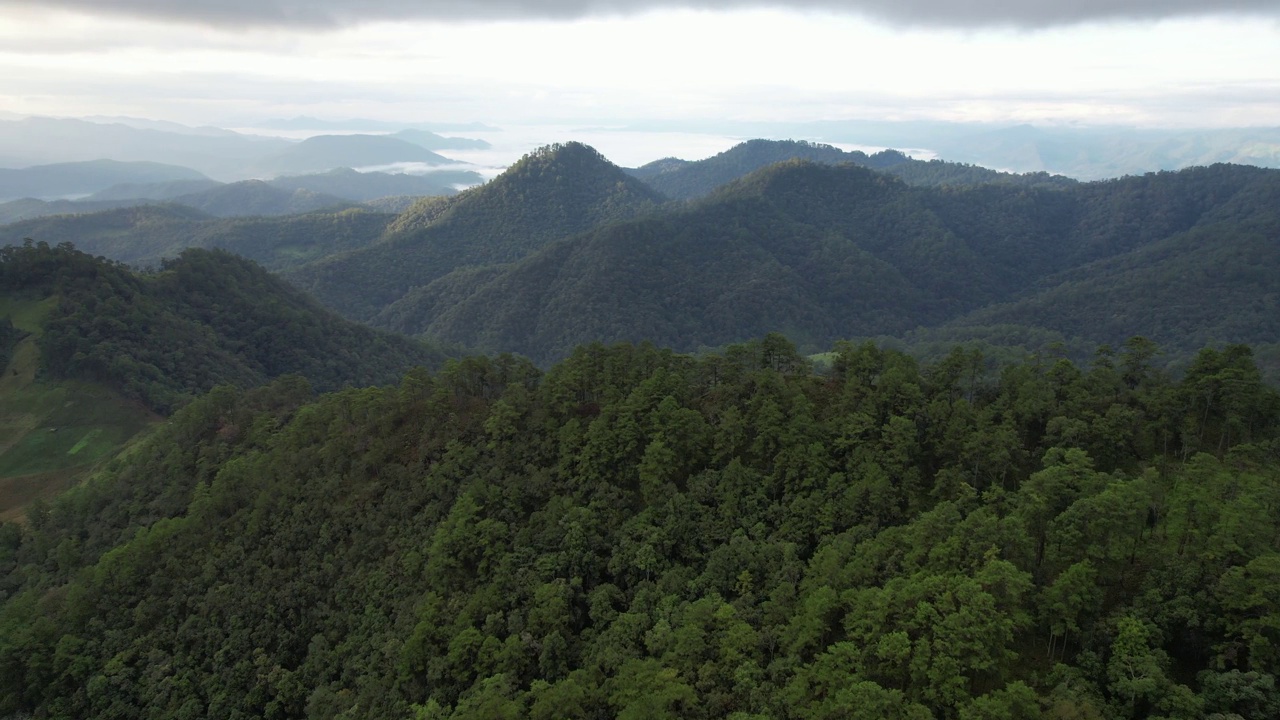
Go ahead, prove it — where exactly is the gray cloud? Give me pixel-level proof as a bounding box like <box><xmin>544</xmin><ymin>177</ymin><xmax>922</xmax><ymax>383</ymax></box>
<box><xmin>3</xmin><ymin>0</ymin><xmax>1277</xmax><ymax>29</ymax></box>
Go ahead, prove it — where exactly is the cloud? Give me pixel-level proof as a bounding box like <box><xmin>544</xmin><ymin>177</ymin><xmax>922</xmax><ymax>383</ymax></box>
<box><xmin>2</xmin><ymin>0</ymin><xmax>1277</xmax><ymax>29</ymax></box>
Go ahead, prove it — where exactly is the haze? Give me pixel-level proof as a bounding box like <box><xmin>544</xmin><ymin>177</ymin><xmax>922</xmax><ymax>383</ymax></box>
<box><xmin>2</xmin><ymin>0</ymin><xmax>1278</xmax><ymax>133</ymax></box>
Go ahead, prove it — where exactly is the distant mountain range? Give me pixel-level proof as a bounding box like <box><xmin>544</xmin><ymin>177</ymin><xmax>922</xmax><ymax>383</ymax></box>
<box><xmin>288</xmin><ymin>141</ymin><xmax>1280</xmax><ymax>367</ymax></box>
<box><xmin>627</xmin><ymin>139</ymin><xmax>1075</xmax><ymax>200</ymax></box>
<box><xmin>0</xmin><ymin>159</ymin><xmax>209</xmax><ymax>202</ymax></box>
<box><xmin>625</xmin><ymin>118</ymin><xmax>1280</xmax><ymax>179</ymax></box>
<box><xmin>0</xmin><ymin>118</ymin><xmax>487</xmax><ymax>182</ymax></box>
<box><xmin>252</xmin><ymin>116</ymin><xmax>499</xmax><ymax>133</ymax></box>
<box><xmin>6</xmin><ymin>138</ymin><xmax>1279</xmax><ymax>373</ymax></box>
<box><xmin>0</xmin><ymin>165</ymin><xmax>483</xmax><ymax>223</ymax></box>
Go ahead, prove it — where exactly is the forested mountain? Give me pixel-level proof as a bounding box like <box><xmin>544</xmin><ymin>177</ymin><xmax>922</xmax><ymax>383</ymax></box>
<box><xmin>0</xmin><ymin>205</ymin><xmax>396</xmax><ymax>271</ymax></box>
<box><xmin>0</xmin><ymin>159</ymin><xmax>209</xmax><ymax>201</ymax></box>
<box><xmin>289</xmin><ymin>142</ymin><xmax>667</xmax><ymax>321</ymax></box>
<box><xmin>0</xmin><ymin>242</ymin><xmax>450</xmax><ymax>413</ymax></box>
<box><xmin>369</xmin><ymin>159</ymin><xmax>1280</xmax><ymax>366</ymax></box>
<box><xmin>627</xmin><ymin>139</ymin><xmax>1075</xmax><ymax>200</ymax></box>
<box><xmin>3</xmin><ymin>335</ymin><xmax>1279</xmax><ymax>719</ymax></box>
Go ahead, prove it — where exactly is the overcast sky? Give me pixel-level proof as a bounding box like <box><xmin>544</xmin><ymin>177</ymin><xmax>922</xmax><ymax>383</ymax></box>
<box><xmin>1</xmin><ymin>0</ymin><xmax>1278</xmax><ymax>130</ymax></box>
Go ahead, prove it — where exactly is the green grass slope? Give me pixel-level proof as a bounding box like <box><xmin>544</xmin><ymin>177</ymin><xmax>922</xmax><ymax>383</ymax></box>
<box><xmin>0</xmin><ymin>296</ymin><xmax>155</xmax><ymax>522</ymax></box>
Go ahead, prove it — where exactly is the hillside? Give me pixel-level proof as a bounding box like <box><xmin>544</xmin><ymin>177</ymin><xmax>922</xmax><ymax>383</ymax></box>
<box><xmin>627</xmin><ymin>139</ymin><xmax>1076</xmax><ymax>200</ymax></box>
<box><xmin>0</xmin><ymin>159</ymin><xmax>209</xmax><ymax>201</ymax></box>
<box><xmin>0</xmin><ymin>292</ymin><xmax>155</xmax><ymax>522</ymax></box>
<box><xmin>289</xmin><ymin>142</ymin><xmax>667</xmax><ymax>321</ymax></box>
<box><xmin>2</xmin><ymin>336</ymin><xmax>1278</xmax><ymax>718</ymax></box>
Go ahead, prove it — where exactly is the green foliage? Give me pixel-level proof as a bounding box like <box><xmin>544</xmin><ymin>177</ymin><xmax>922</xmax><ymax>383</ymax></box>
<box><xmin>0</xmin><ymin>241</ymin><xmax>450</xmax><ymax>413</ymax></box>
<box><xmin>2</xmin><ymin>336</ymin><xmax>1279</xmax><ymax>718</ymax></box>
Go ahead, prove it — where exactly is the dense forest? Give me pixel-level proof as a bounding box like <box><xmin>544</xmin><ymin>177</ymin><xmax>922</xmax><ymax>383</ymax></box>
<box><xmin>10</xmin><ymin>141</ymin><xmax>1277</xmax><ymax>380</ymax></box>
<box><xmin>0</xmin><ymin>242</ymin><xmax>451</xmax><ymax>413</ymax></box>
<box><xmin>369</xmin><ymin>157</ymin><xmax>1280</xmax><ymax>368</ymax></box>
<box><xmin>2</xmin><ymin>334</ymin><xmax>1279</xmax><ymax>718</ymax></box>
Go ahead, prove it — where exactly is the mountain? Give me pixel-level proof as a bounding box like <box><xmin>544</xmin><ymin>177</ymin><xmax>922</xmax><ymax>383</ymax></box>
<box><xmin>3</xmin><ymin>335</ymin><xmax>1278</xmax><ymax>718</ymax></box>
<box><xmin>388</xmin><ymin>161</ymin><xmax>1021</xmax><ymax>361</ymax></box>
<box><xmin>0</xmin><ymin>117</ymin><xmax>290</xmax><ymax>180</ymax></box>
<box><xmin>372</xmin><ymin>160</ymin><xmax>1280</xmax><ymax>366</ymax></box>
<box><xmin>267</xmin><ymin>167</ymin><xmax>482</xmax><ymax>200</ymax></box>
<box><xmin>0</xmin><ymin>204</ymin><xmax>395</xmax><ymax>271</ymax></box>
<box><xmin>627</xmin><ymin>139</ymin><xmax>1075</xmax><ymax>201</ymax></box>
<box><xmin>289</xmin><ymin>142</ymin><xmax>667</xmax><ymax>322</ymax></box>
<box><xmin>392</xmin><ymin>129</ymin><xmax>492</xmax><ymax>151</ymax></box>
<box><xmin>250</xmin><ymin>135</ymin><xmax>460</xmax><ymax>177</ymax></box>
<box><xmin>626</xmin><ymin>118</ymin><xmax>1280</xmax><ymax>179</ymax></box>
<box><xmin>0</xmin><ymin>159</ymin><xmax>209</xmax><ymax>201</ymax></box>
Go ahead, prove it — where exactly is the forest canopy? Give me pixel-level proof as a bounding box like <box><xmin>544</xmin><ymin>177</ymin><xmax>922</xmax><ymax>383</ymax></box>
<box><xmin>2</xmin><ymin>334</ymin><xmax>1278</xmax><ymax>719</ymax></box>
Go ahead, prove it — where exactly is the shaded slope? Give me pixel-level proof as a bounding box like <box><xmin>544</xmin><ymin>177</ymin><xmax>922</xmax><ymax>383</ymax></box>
<box><xmin>401</xmin><ymin>162</ymin><xmax>1029</xmax><ymax>361</ymax></box>
<box><xmin>945</xmin><ymin>172</ymin><xmax>1280</xmax><ymax>354</ymax></box>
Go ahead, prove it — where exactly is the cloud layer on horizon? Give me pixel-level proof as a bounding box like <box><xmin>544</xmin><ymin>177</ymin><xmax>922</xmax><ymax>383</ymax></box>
<box><xmin>2</xmin><ymin>0</ymin><xmax>1277</xmax><ymax>29</ymax></box>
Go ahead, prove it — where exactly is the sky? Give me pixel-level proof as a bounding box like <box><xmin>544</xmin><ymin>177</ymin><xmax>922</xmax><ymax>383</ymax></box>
<box><xmin>1</xmin><ymin>0</ymin><xmax>1279</xmax><ymax>131</ymax></box>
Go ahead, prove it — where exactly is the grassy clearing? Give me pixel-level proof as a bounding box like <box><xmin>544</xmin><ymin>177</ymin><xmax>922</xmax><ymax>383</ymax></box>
<box><xmin>0</xmin><ymin>295</ymin><xmax>58</xmax><ymax>335</ymax></box>
<box><xmin>0</xmin><ymin>318</ymin><xmax>158</xmax><ymax>521</ymax></box>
